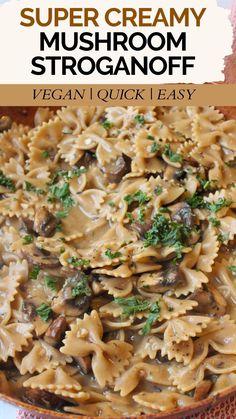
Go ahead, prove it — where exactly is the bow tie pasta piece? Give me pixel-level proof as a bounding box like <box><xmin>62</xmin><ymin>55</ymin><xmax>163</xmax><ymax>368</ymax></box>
<box><xmin>57</xmin><ymin>106</ymin><xmax>103</xmax><ymax>135</ymax></box>
<box><xmin>0</xmin><ymin>323</ymin><xmax>33</xmax><ymax>362</ymax></box>
<box><xmin>133</xmin><ymin>391</ymin><xmax>192</xmax><ymax>412</ymax></box>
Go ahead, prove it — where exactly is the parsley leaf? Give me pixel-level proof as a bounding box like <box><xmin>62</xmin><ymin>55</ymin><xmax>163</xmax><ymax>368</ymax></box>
<box><xmin>55</xmin><ymin>209</ymin><xmax>68</xmax><ymax>219</ymax></box>
<box><xmin>115</xmin><ymin>297</ymin><xmax>150</xmax><ymax>317</ymax></box>
<box><xmin>36</xmin><ymin>303</ymin><xmax>52</xmax><ymax>322</ymax></box>
<box><xmin>163</xmin><ymin>144</ymin><xmax>182</xmax><ymax>163</ymax></box>
<box><xmin>154</xmin><ymin>186</ymin><xmax>163</xmax><ymax>196</ymax></box>
<box><xmin>102</xmin><ymin>119</ymin><xmax>113</xmax><ymax>130</ymax></box>
<box><xmin>150</xmin><ymin>141</ymin><xmax>160</xmax><ymax>153</ymax></box>
<box><xmin>142</xmin><ymin>302</ymin><xmax>161</xmax><ymax>335</ymax></box>
<box><xmin>105</xmin><ymin>249</ymin><xmax>122</xmax><ymax>259</ymax></box>
<box><xmin>124</xmin><ymin>190</ymin><xmax>151</xmax><ymax>206</ymax></box>
<box><xmin>207</xmin><ymin>198</ymin><xmax>232</xmax><ymax>213</ymax></box>
<box><xmin>41</xmin><ymin>150</ymin><xmax>50</xmax><ymax>159</ymax></box>
<box><xmin>108</xmin><ymin>201</ymin><xmax>115</xmax><ymax>208</ymax></box>
<box><xmin>67</xmin><ymin>257</ymin><xmax>90</xmax><ymax>267</ymax></box>
<box><xmin>218</xmin><ymin>233</ymin><xmax>229</xmax><ymax>243</ymax></box>
<box><xmin>197</xmin><ymin>177</ymin><xmax>217</xmax><ymax>191</ymax></box>
<box><xmin>147</xmin><ymin>135</ymin><xmax>155</xmax><ymax>141</ymax></box>
<box><xmin>22</xmin><ymin>234</ymin><xmax>33</xmax><ymax>245</ymax></box>
<box><xmin>71</xmin><ymin>275</ymin><xmax>91</xmax><ymax>298</ymax></box>
<box><xmin>134</xmin><ymin>114</ymin><xmax>145</xmax><ymax>125</ymax></box>
<box><xmin>29</xmin><ymin>266</ymin><xmax>40</xmax><ymax>280</ymax></box>
<box><xmin>209</xmin><ymin>217</ymin><xmax>221</xmax><ymax>227</ymax></box>
<box><xmin>49</xmin><ymin>182</ymin><xmax>74</xmax><ymax>209</ymax></box>
<box><xmin>186</xmin><ymin>193</ymin><xmax>206</xmax><ymax>209</ymax></box>
<box><xmin>137</xmin><ymin>207</ymin><xmax>145</xmax><ymax>224</ymax></box>
<box><xmin>0</xmin><ymin>171</ymin><xmax>16</xmax><ymax>192</ymax></box>
<box><xmin>127</xmin><ymin>212</ymin><xmax>134</xmax><ymax>222</ymax></box>
<box><xmin>44</xmin><ymin>274</ymin><xmax>57</xmax><ymax>291</ymax></box>
<box><xmin>144</xmin><ymin>213</ymin><xmax>190</xmax><ymax>252</ymax></box>
<box><xmin>24</xmin><ymin>181</ymin><xmax>45</xmax><ymax>195</ymax></box>
<box><xmin>229</xmin><ymin>265</ymin><xmax>236</xmax><ymax>274</ymax></box>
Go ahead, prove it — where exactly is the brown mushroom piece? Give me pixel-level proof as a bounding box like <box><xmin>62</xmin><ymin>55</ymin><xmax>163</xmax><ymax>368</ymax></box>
<box><xmin>172</xmin><ymin>202</ymin><xmax>195</xmax><ymax>229</ymax></box>
<box><xmin>0</xmin><ymin>115</ymin><xmax>12</xmax><ymax>133</ymax></box>
<box><xmin>23</xmin><ymin>388</ymin><xmax>64</xmax><ymax>409</ymax></box>
<box><xmin>22</xmin><ymin>244</ymin><xmax>60</xmax><ymax>269</ymax></box>
<box><xmin>22</xmin><ymin>301</ymin><xmax>37</xmax><ymax>321</ymax></box>
<box><xmin>138</xmin><ymin>265</ymin><xmax>185</xmax><ymax>293</ymax></box>
<box><xmin>79</xmin><ymin>151</ymin><xmax>96</xmax><ymax>168</ymax></box>
<box><xmin>44</xmin><ymin>316</ymin><xmax>68</xmax><ymax>347</ymax></box>
<box><xmin>160</xmin><ymin>265</ymin><xmax>185</xmax><ymax>290</ymax></box>
<box><xmin>33</xmin><ymin>207</ymin><xmax>59</xmax><ymax>237</ymax></box>
<box><xmin>102</xmin><ymin>155</ymin><xmax>131</xmax><ymax>183</ymax></box>
<box><xmin>21</xmin><ymin>218</ymin><xmax>34</xmax><ymax>234</ymax></box>
<box><xmin>194</xmin><ymin>380</ymin><xmax>212</xmax><ymax>401</ymax></box>
<box><xmin>189</xmin><ymin>288</ymin><xmax>226</xmax><ymax>316</ymax></box>
<box><xmin>52</xmin><ymin>273</ymin><xmax>92</xmax><ymax>317</ymax></box>
<box><xmin>75</xmin><ymin>355</ymin><xmax>92</xmax><ymax>374</ymax></box>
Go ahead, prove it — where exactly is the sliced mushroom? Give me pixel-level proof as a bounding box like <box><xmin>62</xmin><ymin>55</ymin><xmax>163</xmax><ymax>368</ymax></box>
<box><xmin>52</xmin><ymin>273</ymin><xmax>91</xmax><ymax>317</ymax></box>
<box><xmin>21</xmin><ymin>218</ymin><xmax>34</xmax><ymax>234</ymax></box>
<box><xmin>0</xmin><ymin>116</ymin><xmax>12</xmax><ymax>133</ymax></box>
<box><xmin>189</xmin><ymin>289</ymin><xmax>226</xmax><ymax>316</ymax></box>
<box><xmin>138</xmin><ymin>265</ymin><xmax>185</xmax><ymax>293</ymax></box>
<box><xmin>102</xmin><ymin>155</ymin><xmax>131</xmax><ymax>183</ymax></box>
<box><xmin>75</xmin><ymin>355</ymin><xmax>92</xmax><ymax>374</ymax></box>
<box><xmin>22</xmin><ymin>244</ymin><xmax>60</xmax><ymax>269</ymax></box>
<box><xmin>173</xmin><ymin>169</ymin><xmax>187</xmax><ymax>182</ymax></box>
<box><xmin>79</xmin><ymin>151</ymin><xmax>96</xmax><ymax>168</ymax></box>
<box><xmin>194</xmin><ymin>380</ymin><xmax>212</xmax><ymax>401</ymax></box>
<box><xmin>131</xmin><ymin>220</ymin><xmax>152</xmax><ymax>238</ymax></box>
<box><xmin>33</xmin><ymin>207</ymin><xmax>58</xmax><ymax>237</ymax></box>
<box><xmin>23</xmin><ymin>388</ymin><xmax>64</xmax><ymax>409</ymax></box>
<box><xmin>44</xmin><ymin>316</ymin><xmax>68</xmax><ymax>347</ymax></box>
<box><xmin>172</xmin><ymin>202</ymin><xmax>195</xmax><ymax>228</ymax></box>
<box><xmin>22</xmin><ymin>301</ymin><xmax>37</xmax><ymax>321</ymax></box>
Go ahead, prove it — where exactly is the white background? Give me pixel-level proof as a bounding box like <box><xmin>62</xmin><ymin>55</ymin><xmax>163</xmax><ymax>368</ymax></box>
<box><xmin>0</xmin><ymin>0</ymin><xmax>233</xmax><ymax>84</ymax></box>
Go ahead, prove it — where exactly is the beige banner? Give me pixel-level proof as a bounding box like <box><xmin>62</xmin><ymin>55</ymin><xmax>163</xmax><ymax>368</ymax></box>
<box><xmin>1</xmin><ymin>84</ymin><xmax>236</xmax><ymax>106</ymax></box>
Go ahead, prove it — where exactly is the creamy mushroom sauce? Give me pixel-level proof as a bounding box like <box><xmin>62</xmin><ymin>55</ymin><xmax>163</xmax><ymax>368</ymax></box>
<box><xmin>0</xmin><ymin>106</ymin><xmax>236</xmax><ymax>416</ymax></box>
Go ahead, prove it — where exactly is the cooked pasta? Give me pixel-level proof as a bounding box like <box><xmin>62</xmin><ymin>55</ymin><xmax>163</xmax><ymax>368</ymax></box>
<box><xmin>0</xmin><ymin>106</ymin><xmax>236</xmax><ymax>415</ymax></box>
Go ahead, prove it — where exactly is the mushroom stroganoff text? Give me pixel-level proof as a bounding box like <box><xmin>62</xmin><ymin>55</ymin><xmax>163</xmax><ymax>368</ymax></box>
<box><xmin>0</xmin><ymin>106</ymin><xmax>236</xmax><ymax>416</ymax></box>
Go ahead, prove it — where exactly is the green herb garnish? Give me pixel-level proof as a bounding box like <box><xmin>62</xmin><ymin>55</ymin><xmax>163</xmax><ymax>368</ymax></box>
<box><xmin>71</xmin><ymin>275</ymin><xmax>91</xmax><ymax>298</ymax></box>
<box><xmin>102</xmin><ymin>119</ymin><xmax>113</xmax><ymax>130</ymax></box>
<box><xmin>67</xmin><ymin>257</ymin><xmax>90</xmax><ymax>267</ymax></box>
<box><xmin>127</xmin><ymin>212</ymin><xmax>134</xmax><ymax>222</ymax></box>
<box><xmin>142</xmin><ymin>302</ymin><xmax>161</xmax><ymax>335</ymax></box>
<box><xmin>186</xmin><ymin>193</ymin><xmax>206</xmax><ymax>209</ymax></box>
<box><xmin>41</xmin><ymin>150</ymin><xmax>50</xmax><ymax>159</ymax></box>
<box><xmin>29</xmin><ymin>266</ymin><xmax>40</xmax><ymax>280</ymax></box>
<box><xmin>105</xmin><ymin>249</ymin><xmax>122</xmax><ymax>259</ymax></box>
<box><xmin>124</xmin><ymin>190</ymin><xmax>151</xmax><ymax>206</ymax></box>
<box><xmin>22</xmin><ymin>234</ymin><xmax>33</xmax><ymax>245</ymax></box>
<box><xmin>108</xmin><ymin>201</ymin><xmax>115</xmax><ymax>208</ymax></box>
<box><xmin>209</xmin><ymin>217</ymin><xmax>221</xmax><ymax>227</ymax></box>
<box><xmin>207</xmin><ymin>198</ymin><xmax>232</xmax><ymax>213</ymax></box>
<box><xmin>24</xmin><ymin>181</ymin><xmax>44</xmax><ymax>195</ymax></box>
<box><xmin>44</xmin><ymin>274</ymin><xmax>57</xmax><ymax>291</ymax></box>
<box><xmin>147</xmin><ymin>135</ymin><xmax>155</xmax><ymax>141</ymax></box>
<box><xmin>229</xmin><ymin>265</ymin><xmax>236</xmax><ymax>274</ymax></box>
<box><xmin>150</xmin><ymin>141</ymin><xmax>160</xmax><ymax>153</ymax></box>
<box><xmin>134</xmin><ymin>114</ymin><xmax>145</xmax><ymax>125</ymax></box>
<box><xmin>55</xmin><ymin>209</ymin><xmax>68</xmax><ymax>219</ymax></box>
<box><xmin>144</xmin><ymin>213</ymin><xmax>190</xmax><ymax>251</ymax></box>
<box><xmin>137</xmin><ymin>207</ymin><xmax>145</xmax><ymax>224</ymax></box>
<box><xmin>154</xmin><ymin>186</ymin><xmax>163</xmax><ymax>196</ymax></box>
<box><xmin>163</xmin><ymin>144</ymin><xmax>182</xmax><ymax>163</ymax></box>
<box><xmin>218</xmin><ymin>233</ymin><xmax>229</xmax><ymax>243</ymax></box>
<box><xmin>197</xmin><ymin>177</ymin><xmax>217</xmax><ymax>191</ymax></box>
<box><xmin>0</xmin><ymin>170</ymin><xmax>15</xmax><ymax>192</ymax></box>
<box><xmin>36</xmin><ymin>303</ymin><xmax>52</xmax><ymax>322</ymax></box>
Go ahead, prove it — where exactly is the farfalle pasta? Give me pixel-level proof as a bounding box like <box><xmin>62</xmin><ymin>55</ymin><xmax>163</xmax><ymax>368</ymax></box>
<box><xmin>0</xmin><ymin>106</ymin><xmax>236</xmax><ymax>416</ymax></box>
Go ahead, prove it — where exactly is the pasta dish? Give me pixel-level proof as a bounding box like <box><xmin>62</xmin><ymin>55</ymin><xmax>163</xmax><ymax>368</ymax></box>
<box><xmin>0</xmin><ymin>106</ymin><xmax>236</xmax><ymax>416</ymax></box>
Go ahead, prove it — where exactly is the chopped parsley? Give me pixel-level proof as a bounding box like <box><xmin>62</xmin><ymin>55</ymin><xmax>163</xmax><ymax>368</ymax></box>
<box><xmin>41</xmin><ymin>150</ymin><xmax>50</xmax><ymax>159</ymax></box>
<box><xmin>134</xmin><ymin>114</ymin><xmax>145</xmax><ymax>125</ymax></box>
<box><xmin>207</xmin><ymin>198</ymin><xmax>232</xmax><ymax>213</ymax></box>
<box><xmin>150</xmin><ymin>141</ymin><xmax>160</xmax><ymax>153</ymax></box>
<box><xmin>71</xmin><ymin>275</ymin><xmax>91</xmax><ymax>298</ymax></box>
<box><xmin>163</xmin><ymin>144</ymin><xmax>182</xmax><ymax>163</ymax></box>
<box><xmin>154</xmin><ymin>186</ymin><xmax>163</xmax><ymax>196</ymax></box>
<box><xmin>0</xmin><ymin>171</ymin><xmax>16</xmax><ymax>192</ymax></box>
<box><xmin>186</xmin><ymin>193</ymin><xmax>206</xmax><ymax>209</ymax></box>
<box><xmin>218</xmin><ymin>233</ymin><xmax>229</xmax><ymax>243</ymax></box>
<box><xmin>229</xmin><ymin>265</ymin><xmax>236</xmax><ymax>274</ymax></box>
<box><xmin>147</xmin><ymin>135</ymin><xmax>155</xmax><ymax>141</ymax></box>
<box><xmin>24</xmin><ymin>181</ymin><xmax>44</xmax><ymax>195</ymax></box>
<box><xmin>22</xmin><ymin>234</ymin><xmax>33</xmax><ymax>245</ymax></box>
<box><xmin>108</xmin><ymin>201</ymin><xmax>115</xmax><ymax>208</ymax></box>
<box><xmin>144</xmin><ymin>213</ymin><xmax>190</xmax><ymax>253</ymax></box>
<box><xmin>115</xmin><ymin>297</ymin><xmax>160</xmax><ymax>335</ymax></box>
<box><xmin>36</xmin><ymin>303</ymin><xmax>52</xmax><ymax>322</ymax></box>
<box><xmin>127</xmin><ymin>212</ymin><xmax>134</xmax><ymax>222</ymax></box>
<box><xmin>197</xmin><ymin>177</ymin><xmax>217</xmax><ymax>191</ymax></box>
<box><xmin>44</xmin><ymin>274</ymin><xmax>57</xmax><ymax>291</ymax></box>
<box><xmin>55</xmin><ymin>209</ymin><xmax>68</xmax><ymax>219</ymax></box>
<box><xmin>137</xmin><ymin>207</ymin><xmax>145</xmax><ymax>224</ymax></box>
<box><xmin>209</xmin><ymin>217</ymin><xmax>221</xmax><ymax>227</ymax></box>
<box><xmin>48</xmin><ymin>182</ymin><xmax>74</xmax><ymax>209</ymax></box>
<box><xmin>142</xmin><ymin>302</ymin><xmax>161</xmax><ymax>335</ymax></box>
<box><xmin>105</xmin><ymin>249</ymin><xmax>122</xmax><ymax>259</ymax></box>
<box><xmin>124</xmin><ymin>190</ymin><xmax>151</xmax><ymax>206</ymax></box>
<box><xmin>102</xmin><ymin>119</ymin><xmax>113</xmax><ymax>130</ymax></box>
<box><xmin>29</xmin><ymin>266</ymin><xmax>40</xmax><ymax>280</ymax></box>
<box><xmin>67</xmin><ymin>257</ymin><xmax>90</xmax><ymax>267</ymax></box>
